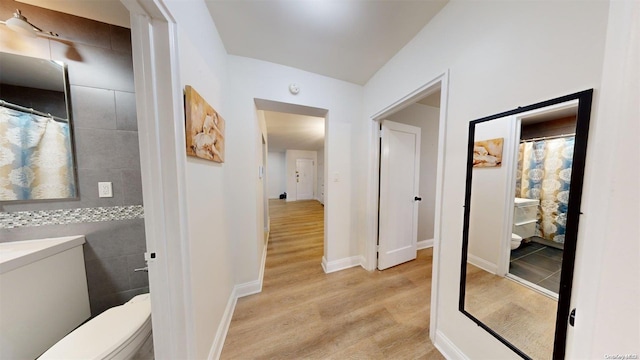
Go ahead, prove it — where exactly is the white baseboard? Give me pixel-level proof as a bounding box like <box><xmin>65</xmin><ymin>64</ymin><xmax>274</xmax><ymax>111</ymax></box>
<box><xmin>208</xmin><ymin>242</ymin><xmax>269</xmax><ymax>359</ymax></box>
<box><xmin>435</xmin><ymin>330</ymin><xmax>470</xmax><ymax>360</ymax></box>
<box><xmin>321</xmin><ymin>255</ymin><xmax>362</xmax><ymax>273</ymax></box>
<box><xmin>237</xmin><ymin>242</ymin><xmax>269</xmax><ymax>297</ymax></box>
<box><xmin>208</xmin><ymin>287</ymin><xmax>238</xmax><ymax>360</ymax></box>
<box><xmin>467</xmin><ymin>254</ymin><xmax>498</xmax><ymax>275</ymax></box>
<box><xmin>417</xmin><ymin>238</ymin><xmax>434</xmax><ymax>249</ymax></box>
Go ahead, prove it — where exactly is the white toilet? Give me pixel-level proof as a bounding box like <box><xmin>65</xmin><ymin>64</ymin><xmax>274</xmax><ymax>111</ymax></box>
<box><xmin>511</xmin><ymin>233</ymin><xmax>523</xmax><ymax>250</ymax></box>
<box><xmin>38</xmin><ymin>293</ymin><xmax>152</xmax><ymax>360</ymax></box>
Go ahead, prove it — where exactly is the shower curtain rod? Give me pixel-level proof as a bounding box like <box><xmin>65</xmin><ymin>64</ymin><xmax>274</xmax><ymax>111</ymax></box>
<box><xmin>521</xmin><ymin>133</ymin><xmax>575</xmax><ymax>143</ymax></box>
<box><xmin>0</xmin><ymin>99</ymin><xmax>68</xmax><ymax>123</ymax></box>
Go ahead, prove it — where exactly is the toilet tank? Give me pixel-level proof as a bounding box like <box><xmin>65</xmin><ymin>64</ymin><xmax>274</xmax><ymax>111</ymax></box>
<box><xmin>0</xmin><ymin>236</ymin><xmax>91</xmax><ymax>359</ymax></box>
<box><xmin>514</xmin><ymin>197</ymin><xmax>539</xmax><ymax>224</ymax></box>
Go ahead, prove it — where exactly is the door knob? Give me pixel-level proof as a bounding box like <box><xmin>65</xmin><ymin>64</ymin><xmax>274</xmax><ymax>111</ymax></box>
<box><xmin>414</xmin><ymin>196</ymin><xmax>422</xmax><ymax>201</ymax></box>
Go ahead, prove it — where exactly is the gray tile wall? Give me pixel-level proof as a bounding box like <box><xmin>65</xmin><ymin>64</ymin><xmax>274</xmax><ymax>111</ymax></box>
<box><xmin>0</xmin><ymin>1</ymin><xmax>148</xmax><ymax>316</ymax></box>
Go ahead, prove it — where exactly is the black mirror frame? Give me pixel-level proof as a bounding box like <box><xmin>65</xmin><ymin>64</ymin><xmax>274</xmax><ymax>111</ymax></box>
<box><xmin>458</xmin><ymin>89</ymin><xmax>593</xmax><ymax>360</ymax></box>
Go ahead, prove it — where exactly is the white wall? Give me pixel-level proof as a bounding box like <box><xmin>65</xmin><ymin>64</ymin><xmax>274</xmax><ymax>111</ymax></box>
<box><xmin>569</xmin><ymin>1</ymin><xmax>639</xmax><ymax>357</ymax></box>
<box><xmin>226</xmin><ymin>56</ymin><xmax>363</xmax><ymax>284</ymax></box>
<box><xmin>285</xmin><ymin>150</ymin><xmax>317</xmax><ymax>202</ymax></box>
<box><xmin>466</xmin><ymin>116</ymin><xmax>516</xmax><ymax>274</ymax></box>
<box><xmin>362</xmin><ymin>1</ymin><xmax>610</xmax><ymax>358</ymax></box>
<box><xmin>387</xmin><ymin>103</ymin><xmax>440</xmax><ymax>244</ymax></box>
<box><xmin>162</xmin><ymin>1</ymin><xmax>233</xmax><ymax>359</ymax></box>
<box><xmin>267</xmin><ymin>152</ymin><xmax>286</xmax><ymax>199</ymax></box>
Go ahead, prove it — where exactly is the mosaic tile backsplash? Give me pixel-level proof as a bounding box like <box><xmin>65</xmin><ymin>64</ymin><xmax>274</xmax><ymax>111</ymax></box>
<box><xmin>0</xmin><ymin>205</ymin><xmax>144</xmax><ymax>229</ymax></box>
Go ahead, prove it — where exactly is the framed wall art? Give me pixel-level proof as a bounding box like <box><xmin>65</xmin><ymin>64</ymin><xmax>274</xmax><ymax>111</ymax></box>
<box><xmin>185</xmin><ymin>85</ymin><xmax>225</xmax><ymax>163</ymax></box>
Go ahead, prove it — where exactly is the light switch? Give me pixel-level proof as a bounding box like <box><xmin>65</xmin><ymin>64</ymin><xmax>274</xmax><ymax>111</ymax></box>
<box><xmin>98</xmin><ymin>182</ymin><xmax>113</xmax><ymax>198</ymax></box>
<box><xmin>333</xmin><ymin>172</ymin><xmax>340</xmax><ymax>182</ymax></box>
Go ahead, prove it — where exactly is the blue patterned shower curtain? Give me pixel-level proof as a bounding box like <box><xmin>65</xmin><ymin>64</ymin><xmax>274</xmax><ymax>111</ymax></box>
<box><xmin>515</xmin><ymin>137</ymin><xmax>574</xmax><ymax>244</ymax></box>
<box><xmin>0</xmin><ymin>106</ymin><xmax>75</xmax><ymax>200</ymax></box>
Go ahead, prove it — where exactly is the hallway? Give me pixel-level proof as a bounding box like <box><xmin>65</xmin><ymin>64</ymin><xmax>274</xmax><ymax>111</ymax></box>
<box><xmin>220</xmin><ymin>199</ymin><xmax>443</xmax><ymax>359</ymax></box>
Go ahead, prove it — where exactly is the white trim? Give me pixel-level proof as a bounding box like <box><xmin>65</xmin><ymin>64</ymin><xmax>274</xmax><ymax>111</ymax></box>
<box><xmin>236</xmin><ymin>242</ymin><xmax>269</xmax><ymax>297</ymax></box>
<box><xmin>321</xmin><ymin>255</ymin><xmax>362</xmax><ymax>273</ymax></box>
<box><xmin>429</xmin><ymin>71</ymin><xmax>449</xmax><ymax>343</ymax></box>
<box><xmin>208</xmin><ymin>239</ymin><xmax>270</xmax><ymax>359</ymax></box>
<box><xmin>434</xmin><ymin>330</ymin><xmax>470</xmax><ymax>360</ymax></box>
<box><xmin>417</xmin><ymin>238</ymin><xmax>434</xmax><ymax>249</ymax></box>
<box><xmin>235</xmin><ymin>279</ymin><xmax>262</xmax><ymax>298</ymax></box>
<box><xmin>207</xmin><ymin>287</ymin><xmax>237</xmax><ymax>360</ymax></box>
<box><xmin>367</xmin><ymin>70</ymin><xmax>449</xmax><ymax>344</ymax></box>
<box><xmin>506</xmin><ymin>273</ymin><xmax>559</xmax><ymax>300</ymax></box>
<box><xmin>122</xmin><ymin>0</ymin><xmax>194</xmax><ymax>358</ymax></box>
<box><xmin>497</xmin><ymin>116</ymin><xmax>520</xmax><ymax>276</ymax></box>
<box><xmin>467</xmin><ymin>255</ymin><xmax>499</xmax><ymax>275</ymax></box>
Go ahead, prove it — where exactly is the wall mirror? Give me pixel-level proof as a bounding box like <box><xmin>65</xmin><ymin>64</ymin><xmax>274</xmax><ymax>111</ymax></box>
<box><xmin>459</xmin><ymin>90</ymin><xmax>593</xmax><ymax>359</ymax></box>
<box><xmin>0</xmin><ymin>51</ymin><xmax>77</xmax><ymax>201</ymax></box>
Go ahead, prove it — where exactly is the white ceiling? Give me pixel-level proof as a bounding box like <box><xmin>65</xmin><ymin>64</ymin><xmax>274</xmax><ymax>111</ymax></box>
<box><xmin>17</xmin><ymin>1</ymin><xmax>447</xmax><ymax>85</ymax></box>
<box><xmin>18</xmin><ymin>1</ymin><xmax>448</xmax><ymax>152</ymax></box>
<box><xmin>206</xmin><ymin>0</ymin><xmax>448</xmax><ymax>85</ymax></box>
<box><xmin>263</xmin><ymin>111</ymin><xmax>325</xmax><ymax>153</ymax></box>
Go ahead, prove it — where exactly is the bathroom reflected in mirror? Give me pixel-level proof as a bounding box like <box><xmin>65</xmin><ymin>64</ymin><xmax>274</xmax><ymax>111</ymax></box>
<box><xmin>459</xmin><ymin>90</ymin><xmax>593</xmax><ymax>360</ymax></box>
<box><xmin>0</xmin><ymin>52</ymin><xmax>77</xmax><ymax>201</ymax></box>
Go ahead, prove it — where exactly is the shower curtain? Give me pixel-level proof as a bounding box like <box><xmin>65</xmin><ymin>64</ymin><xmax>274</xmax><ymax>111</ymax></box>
<box><xmin>515</xmin><ymin>136</ymin><xmax>574</xmax><ymax>244</ymax></box>
<box><xmin>0</xmin><ymin>106</ymin><xmax>75</xmax><ymax>200</ymax></box>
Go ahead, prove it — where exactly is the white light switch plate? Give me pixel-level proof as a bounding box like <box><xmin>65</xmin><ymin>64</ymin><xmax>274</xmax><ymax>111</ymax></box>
<box><xmin>98</xmin><ymin>182</ymin><xmax>113</xmax><ymax>198</ymax></box>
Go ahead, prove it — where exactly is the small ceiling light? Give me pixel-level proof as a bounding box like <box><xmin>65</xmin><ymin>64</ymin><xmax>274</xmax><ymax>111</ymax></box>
<box><xmin>1</xmin><ymin>9</ymin><xmax>58</xmax><ymax>38</ymax></box>
<box><xmin>289</xmin><ymin>83</ymin><xmax>300</xmax><ymax>95</ymax></box>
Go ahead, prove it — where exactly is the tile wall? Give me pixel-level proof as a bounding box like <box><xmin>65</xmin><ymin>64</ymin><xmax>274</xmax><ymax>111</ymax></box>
<box><xmin>0</xmin><ymin>0</ymin><xmax>148</xmax><ymax>316</ymax></box>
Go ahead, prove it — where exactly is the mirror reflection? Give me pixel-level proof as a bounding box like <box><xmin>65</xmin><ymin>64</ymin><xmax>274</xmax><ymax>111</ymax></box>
<box><xmin>0</xmin><ymin>52</ymin><xmax>77</xmax><ymax>201</ymax></box>
<box><xmin>460</xmin><ymin>90</ymin><xmax>593</xmax><ymax>360</ymax></box>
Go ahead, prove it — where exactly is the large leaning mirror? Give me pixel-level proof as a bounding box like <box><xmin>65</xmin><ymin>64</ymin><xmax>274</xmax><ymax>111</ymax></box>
<box><xmin>0</xmin><ymin>52</ymin><xmax>77</xmax><ymax>201</ymax></box>
<box><xmin>459</xmin><ymin>90</ymin><xmax>593</xmax><ymax>359</ymax></box>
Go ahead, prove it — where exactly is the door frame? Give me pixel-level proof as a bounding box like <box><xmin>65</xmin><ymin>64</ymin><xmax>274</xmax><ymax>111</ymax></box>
<box><xmin>121</xmin><ymin>0</ymin><xmax>195</xmax><ymax>358</ymax></box>
<box><xmin>367</xmin><ymin>70</ymin><xmax>449</xmax><ymax>343</ymax></box>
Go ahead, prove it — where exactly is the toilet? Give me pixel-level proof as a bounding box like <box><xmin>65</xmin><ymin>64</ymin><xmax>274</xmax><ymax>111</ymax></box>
<box><xmin>38</xmin><ymin>293</ymin><xmax>152</xmax><ymax>360</ymax></box>
<box><xmin>511</xmin><ymin>233</ymin><xmax>523</xmax><ymax>250</ymax></box>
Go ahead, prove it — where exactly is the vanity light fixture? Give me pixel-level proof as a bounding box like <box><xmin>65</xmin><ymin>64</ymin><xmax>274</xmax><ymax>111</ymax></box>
<box><xmin>1</xmin><ymin>9</ymin><xmax>58</xmax><ymax>38</ymax></box>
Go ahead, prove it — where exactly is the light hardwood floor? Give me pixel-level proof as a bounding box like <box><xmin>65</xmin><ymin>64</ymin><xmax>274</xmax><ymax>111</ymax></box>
<box><xmin>220</xmin><ymin>199</ymin><xmax>444</xmax><ymax>359</ymax></box>
<box><xmin>464</xmin><ymin>264</ymin><xmax>557</xmax><ymax>360</ymax></box>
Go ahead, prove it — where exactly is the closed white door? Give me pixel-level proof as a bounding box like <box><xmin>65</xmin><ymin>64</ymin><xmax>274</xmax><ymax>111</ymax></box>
<box><xmin>378</xmin><ymin>120</ymin><xmax>421</xmax><ymax>270</ymax></box>
<box><xmin>296</xmin><ymin>159</ymin><xmax>314</xmax><ymax>200</ymax></box>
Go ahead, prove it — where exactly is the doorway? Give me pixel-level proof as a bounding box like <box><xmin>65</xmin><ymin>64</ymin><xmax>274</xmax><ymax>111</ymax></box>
<box><xmin>375</xmin><ymin>89</ymin><xmax>443</xmax><ymax>270</ymax></box>
<box><xmin>254</xmin><ymin>99</ymin><xmax>328</xmax><ymax>267</ymax></box>
<box><xmin>368</xmin><ymin>72</ymin><xmax>449</xmax><ymax>342</ymax></box>
<box><xmin>504</xmin><ymin>102</ymin><xmax>579</xmax><ymax>299</ymax></box>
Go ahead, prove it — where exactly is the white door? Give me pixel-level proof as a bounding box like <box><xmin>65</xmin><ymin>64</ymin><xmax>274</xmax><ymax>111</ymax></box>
<box><xmin>378</xmin><ymin>120</ymin><xmax>421</xmax><ymax>270</ymax></box>
<box><xmin>296</xmin><ymin>159</ymin><xmax>314</xmax><ymax>200</ymax></box>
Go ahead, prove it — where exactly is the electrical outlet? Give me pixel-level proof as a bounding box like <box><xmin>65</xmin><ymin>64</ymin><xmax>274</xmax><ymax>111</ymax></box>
<box><xmin>98</xmin><ymin>182</ymin><xmax>113</xmax><ymax>198</ymax></box>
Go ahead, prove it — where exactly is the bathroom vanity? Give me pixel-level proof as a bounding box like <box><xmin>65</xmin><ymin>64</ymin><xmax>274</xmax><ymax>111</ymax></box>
<box><xmin>0</xmin><ymin>235</ymin><xmax>90</xmax><ymax>359</ymax></box>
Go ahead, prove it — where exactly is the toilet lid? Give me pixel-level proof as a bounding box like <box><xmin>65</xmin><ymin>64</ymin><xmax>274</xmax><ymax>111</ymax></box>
<box><xmin>38</xmin><ymin>299</ymin><xmax>150</xmax><ymax>360</ymax></box>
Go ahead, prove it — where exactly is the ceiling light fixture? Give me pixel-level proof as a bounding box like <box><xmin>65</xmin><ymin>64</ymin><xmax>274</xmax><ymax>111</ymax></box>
<box><xmin>1</xmin><ymin>9</ymin><xmax>58</xmax><ymax>38</ymax></box>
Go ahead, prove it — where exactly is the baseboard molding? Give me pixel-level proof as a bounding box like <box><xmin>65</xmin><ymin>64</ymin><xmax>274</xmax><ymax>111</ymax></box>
<box><xmin>417</xmin><ymin>238</ymin><xmax>434</xmax><ymax>249</ymax></box>
<box><xmin>321</xmin><ymin>255</ymin><xmax>362</xmax><ymax>273</ymax></box>
<box><xmin>467</xmin><ymin>254</ymin><xmax>498</xmax><ymax>275</ymax></box>
<box><xmin>435</xmin><ymin>330</ymin><xmax>470</xmax><ymax>360</ymax></box>
<box><xmin>209</xmin><ymin>242</ymin><xmax>269</xmax><ymax>358</ymax></box>
<box><xmin>236</xmin><ymin>242</ymin><xmax>269</xmax><ymax>297</ymax></box>
<box><xmin>208</xmin><ymin>287</ymin><xmax>238</xmax><ymax>360</ymax></box>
